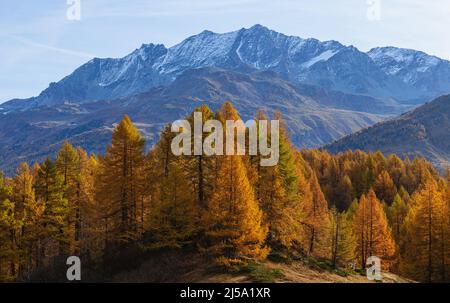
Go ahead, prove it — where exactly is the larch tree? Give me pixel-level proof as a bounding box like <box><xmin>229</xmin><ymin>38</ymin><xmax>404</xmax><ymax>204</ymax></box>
<box><xmin>251</xmin><ymin>110</ymin><xmax>302</xmax><ymax>254</ymax></box>
<box><xmin>387</xmin><ymin>154</ymin><xmax>405</xmax><ymax>188</ymax></box>
<box><xmin>77</xmin><ymin>150</ymin><xmax>102</xmax><ymax>260</ymax></box>
<box><xmin>398</xmin><ymin>186</ymin><xmax>411</xmax><ymax>203</ymax></box>
<box><xmin>374</xmin><ymin>170</ymin><xmax>397</xmax><ymax>205</ymax></box>
<box><xmin>400</xmin><ymin>178</ymin><xmax>449</xmax><ymax>282</ymax></box>
<box><xmin>184</xmin><ymin>105</ymin><xmax>216</xmax><ymax>212</ymax></box>
<box><xmin>385</xmin><ymin>193</ymin><xmax>408</xmax><ymax>272</ymax></box>
<box><xmin>144</xmin><ymin>125</ymin><xmax>197</xmax><ymax>249</ymax></box>
<box><xmin>56</xmin><ymin>141</ymin><xmax>81</xmax><ymax>253</ymax></box>
<box><xmin>0</xmin><ymin>198</ymin><xmax>19</xmax><ymax>281</ymax></box>
<box><xmin>11</xmin><ymin>163</ymin><xmax>44</xmax><ymax>279</ymax></box>
<box><xmin>387</xmin><ymin>194</ymin><xmax>408</xmax><ymax>244</ymax></box>
<box><xmin>145</xmin><ymin>161</ymin><xmax>197</xmax><ymax>249</ymax></box>
<box><xmin>330</xmin><ymin>206</ymin><xmax>356</xmax><ymax>268</ymax></box>
<box><xmin>346</xmin><ymin>198</ymin><xmax>359</xmax><ymax>221</ymax></box>
<box><xmin>0</xmin><ymin>173</ymin><xmax>17</xmax><ymax>280</ymax></box>
<box><xmin>251</xmin><ymin>109</ymin><xmax>269</xmax><ymax>204</ymax></box>
<box><xmin>336</xmin><ymin>175</ymin><xmax>354</xmax><ymax>211</ymax></box>
<box><xmin>203</xmin><ymin>155</ymin><xmax>268</xmax><ymax>265</ymax></box>
<box><xmin>321</xmin><ymin>158</ymin><xmax>341</xmax><ymax>208</ymax></box>
<box><xmin>219</xmin><ymin>102</ymin><xmax>258</xmax><ymax>186</ymax></box>
<box><xmin>301</xmin><ymin>173</ymin><xmax>331</xmax><ymax>258</ymax></box>
<box><xmin>34</xmin><ymin>158</ymin><xmax>69</xmax><ymax>261</ymax></box>
<box><xmin>96</xmin><ymin>115</ymin><xmax>146</xmax><ymax>246</ymax></box>
<box><xmin>258</xmin><ymin>110</ymin><xmax>307</xmax><ymax>256</ymax></box>
<box><xmin>353</xmin><ymin>190</ymin><xmax>396</xmax><ymax>269</ymax></box>
<box><xmin>274</xmin><ymin>111</ymin><xmax>298</xmax><ymax>196</ymax></box>
<box><xmin>257</xmin><ymin>163</ymin><xmax>288</xmax><ymax>248</ymax></box>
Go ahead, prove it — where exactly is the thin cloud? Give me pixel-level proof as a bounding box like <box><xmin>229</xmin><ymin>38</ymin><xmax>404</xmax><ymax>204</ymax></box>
<box><xmin>10</xmin><ymin>35</ymin><xmax>96</xmax><ymax>59</ymax></box>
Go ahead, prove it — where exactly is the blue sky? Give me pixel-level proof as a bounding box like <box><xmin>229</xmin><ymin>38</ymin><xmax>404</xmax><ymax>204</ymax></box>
<box><xmin>1</xmin><ymin>0</ymin><xmax>449</xmax><ymax>103</ymax></box>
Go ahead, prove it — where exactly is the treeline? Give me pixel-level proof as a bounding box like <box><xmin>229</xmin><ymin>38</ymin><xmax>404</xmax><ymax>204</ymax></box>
<box><xmin>0</xmin><ymin>102</ymin><xmax>449</xmax><ymax>282</ymax></box>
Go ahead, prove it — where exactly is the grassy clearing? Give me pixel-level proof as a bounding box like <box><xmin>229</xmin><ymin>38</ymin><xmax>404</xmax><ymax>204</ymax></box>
<box><xmin>305</xmin><ymin>256</ymin><xmax>354</xmax><ymax>277</ymax></box>
<box><xmin>240</xmin><ymin>262</ymin><xmax>285</xmax><ymax>283</ymax></box>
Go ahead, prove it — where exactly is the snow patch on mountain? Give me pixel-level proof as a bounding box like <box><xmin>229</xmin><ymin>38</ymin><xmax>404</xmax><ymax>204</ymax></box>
<box><xmin>369</xmin><ymin>47</ymin><xmax>441</xmax><ymax>75</ymax></box>
<box><xmin>155</xmin><ymin>30</ymin><xmax>239</xmax><ymax>74</ymax></box>
<box><xmin>368</xmin><ymin>46</ymin><xmax>450</xmax><ymax>96</ymax></box>
<box><xmin>302</xmin><ymin>49</ymin><xmax>339</xmax><ymax>68</ymax></box>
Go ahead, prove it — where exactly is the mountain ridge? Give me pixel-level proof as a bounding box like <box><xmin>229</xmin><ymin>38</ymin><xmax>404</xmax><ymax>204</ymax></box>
<box><xmin>4</xmin><ymin>24</ymin><xmax>450</xmax><ymax>111</ymax></box>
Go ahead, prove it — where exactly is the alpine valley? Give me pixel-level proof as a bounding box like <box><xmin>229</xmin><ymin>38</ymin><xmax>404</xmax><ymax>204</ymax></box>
<box><xmin>1</xmin><ymin>24</ymin><xmax>450</xmax><ymax>173</ymax></box>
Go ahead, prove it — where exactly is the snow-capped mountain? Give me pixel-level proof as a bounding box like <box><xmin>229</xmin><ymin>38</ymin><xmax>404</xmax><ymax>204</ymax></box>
<box><xmin>5</xmin><ymin>24</ymin><xmax>450</xmax><ymax>111</ymax></box>
<box><xmin>368</xmin><ymin>47</ymin><xmax>450</xmax><ymax>101</ymax></box>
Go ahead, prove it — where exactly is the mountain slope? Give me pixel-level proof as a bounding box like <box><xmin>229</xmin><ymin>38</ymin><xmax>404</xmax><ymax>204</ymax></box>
<box><xmin>326</xmin><ymin>95</ymin><xmax>450</xmax><ymax>170</ymax></box>
<box><xmin>369</xmin><ymin>47</ymin><xmax>450</xmax><ymax>103</ymax></box>
<box><xmin>4</xmin><ymin>25</ymin><xmax>450</xmax><ymax>112</ymax></box>
<box><xmin>111</xmin><ymin>255</ymin><xmax>413</xmax><ymax>283</ymax></box>
<box><xmin>0</xmin><ymin>68</ymin><xmax>383</xmax><ymax>174</ymax></box>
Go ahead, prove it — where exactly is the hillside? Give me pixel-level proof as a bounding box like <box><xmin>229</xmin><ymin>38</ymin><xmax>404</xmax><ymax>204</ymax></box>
<box><xmin>112</xmin><ymin>256</ymin><xmax>413</xmax><ymax>283</ymax></box>
<box><xmin>326</xmin><ymin>94</ymin><xmax>450</xmax><ymax>170</ymax></box>
<box><xmin>27</xmin><ymin>248</ymin><xmax>413</xmax><ymax>283</ymax></box>
<box><xmin>0</xmin><ymin>68</ymin><xmax>384</xmax><ymax>174</ymax></box>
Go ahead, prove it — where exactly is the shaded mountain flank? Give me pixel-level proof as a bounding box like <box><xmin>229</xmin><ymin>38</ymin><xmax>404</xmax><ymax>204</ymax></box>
<box><xmin>326</xmin><ymin>95</ymin><xmax>450</xmax><ymax>171</ymax></box>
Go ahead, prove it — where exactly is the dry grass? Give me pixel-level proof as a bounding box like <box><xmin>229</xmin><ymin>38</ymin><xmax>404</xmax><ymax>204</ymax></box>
<box><xmin>110</xmin><ymin>250</ymin><xmax>414</xmax><ymax>283</ymax></box>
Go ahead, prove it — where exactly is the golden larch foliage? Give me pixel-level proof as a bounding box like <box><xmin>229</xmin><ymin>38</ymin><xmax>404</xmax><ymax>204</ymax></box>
<box><xmin>400</xmin><ymin>178</ymin><xmax>450</xmax><ymax>282</ymax></box>
<box><xmin>353</xmin><ymin>190</ymin><xmax>396</xmax><ymax>269</ymax></box>
<box><xmin>203</xmin><ymin>155</ymin><xmax>269</xmax><ymax>265</ymax></box>
<box><xmin>96</xmin><ymin>115</ymin><xmax>146</xmax><ymax>245</ymax></box>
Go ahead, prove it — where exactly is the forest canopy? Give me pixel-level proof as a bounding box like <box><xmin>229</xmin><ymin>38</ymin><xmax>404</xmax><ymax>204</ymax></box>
<box><xmin>0</xmin><ymin>102</ymin><xmax>449</xmax><ymax>283</ymax></box>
